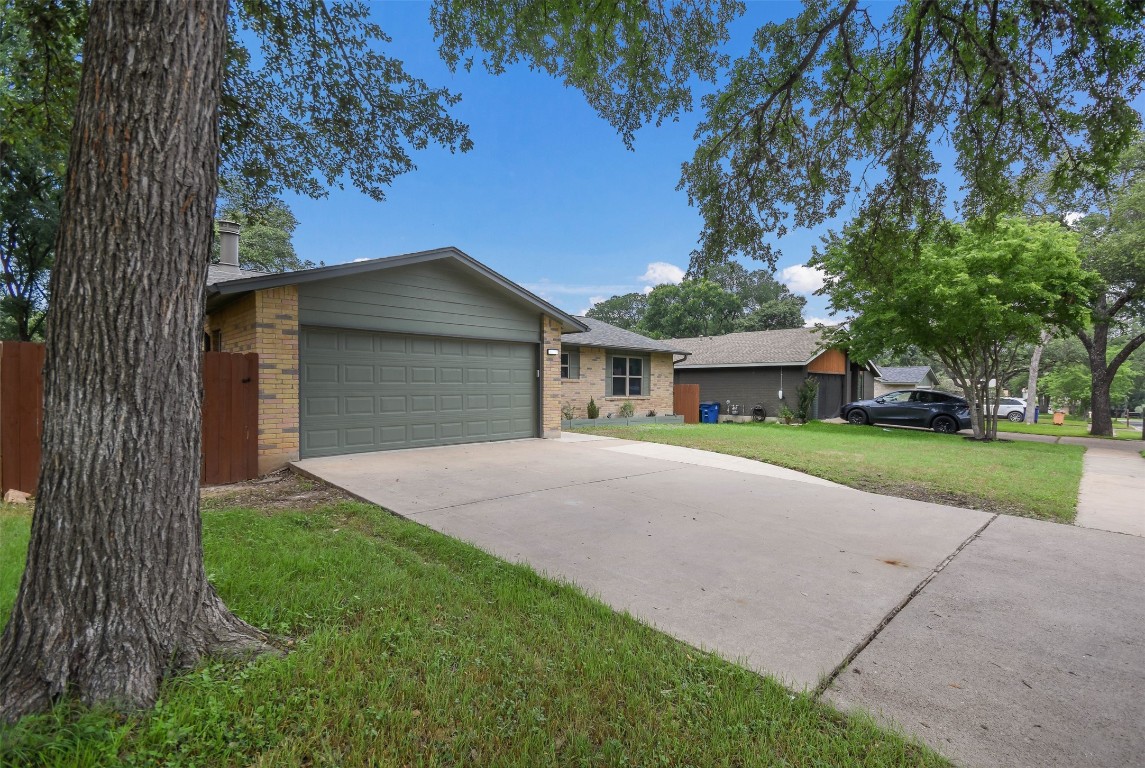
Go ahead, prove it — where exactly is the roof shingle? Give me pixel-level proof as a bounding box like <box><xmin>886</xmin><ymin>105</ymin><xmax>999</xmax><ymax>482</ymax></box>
<box><xmin>562</xmin><ymin>317</ymin><xmax>690</xmax><ymax>354</ymax></box>
<box><xmin>873</xmin><ymin>365</ymin><xmax>934</xmax><ymax>384</ymax></box>
<box><xmin>668</xmin><ymin>327</ymin><xmax>832</xmax><ymax>367</ymax></box>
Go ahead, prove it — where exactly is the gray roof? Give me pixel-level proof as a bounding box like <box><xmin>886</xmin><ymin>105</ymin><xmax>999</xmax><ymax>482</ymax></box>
<box><xmin>207</xmin><ymin>263</ymin><xmax>267</xmax><ymax>286</ymax></box>
<box><xmin>873</xmin><ymin>365</ymin><xmax>934</xmax><ymax>384</ymax></box>
<box><xmin>562</xmin><ymin>317</ymin><xmax>690</xmax><ymax>354</ymax></box>
<box><xmin>204</xmin><ymin>246</ymin><xmax>587</xmax><ymax>333</ymax></box>
<box><xmin>669</xmin><ymin>327</ymin><xmax>832</xmax><ymax>368</ymax></box>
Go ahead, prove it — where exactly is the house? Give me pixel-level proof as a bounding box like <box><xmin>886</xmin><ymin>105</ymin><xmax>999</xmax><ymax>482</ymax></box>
<box><xmin>205</xmin><ymin>232</ymin><xmax>587</xmax><ymax>472</ymax></box>
<box><xmin>668</xmin><ymin>327</ymin><xmax>868</xmax><ymax>421</ymax></box>
<box><xmin>558</xmin><ymin>317</ymin><xmax>688</xmax><ymax>419</ymax></box>
<box><xmin>869</xmin><ymin>364</ymin><xmax>940</xmax><ymax>397</ymax></box>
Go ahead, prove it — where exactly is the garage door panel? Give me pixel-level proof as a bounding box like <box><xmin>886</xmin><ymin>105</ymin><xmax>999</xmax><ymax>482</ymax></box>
<box><xmin>301</xmin><ymin>327</ymin><xmax>536</xmax><ymax>457</ymax></box>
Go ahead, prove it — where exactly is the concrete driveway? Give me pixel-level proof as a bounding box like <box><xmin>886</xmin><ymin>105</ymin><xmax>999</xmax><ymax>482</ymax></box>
<box><xmin>294</xmin><ymin>435</ymin><xmax>1145</xmax><ymax>768</ymax></box>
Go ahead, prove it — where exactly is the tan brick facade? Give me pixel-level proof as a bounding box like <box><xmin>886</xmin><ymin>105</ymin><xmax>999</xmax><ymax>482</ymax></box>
<box><xmin>560</xmin><ymin>346</ymin><xmax>676</xmax><ymax>418</ymax></box>
<box><xmin>206</xmin><ymin>286</ymin><xmax>299</xmax><ymax>473</ymax></box>
<box><xmin>541</xmin><ymin>315</ymin><xmax>563</xmax><ymax>437</ymax></box>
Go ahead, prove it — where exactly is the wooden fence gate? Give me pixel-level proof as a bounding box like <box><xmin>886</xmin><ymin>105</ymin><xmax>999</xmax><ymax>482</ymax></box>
<box><xmin>673</xmin><ymin>383</ymin><xmax>700</xmax><ymax>424</ymax></box>
<box><xmin>0</xmin><ymin>344</ymin><xmax>259</xmax><ymax>494</ymax></box>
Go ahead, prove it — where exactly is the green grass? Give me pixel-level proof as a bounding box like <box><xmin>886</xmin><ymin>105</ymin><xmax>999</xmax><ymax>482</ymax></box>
<box><xmin>576</xmin><ymin>422</ymin><xmax>1083</xmax><ymax>522</ymax></box>
<box><xmin>0</xmin><ymin>496</ymin><xmax>946</xmax><ymax>767</ymax></box>
<box><xmin>993</xmin><ymin>420</ymin><xmax>1141</xmax><ymax>440</ymax></box>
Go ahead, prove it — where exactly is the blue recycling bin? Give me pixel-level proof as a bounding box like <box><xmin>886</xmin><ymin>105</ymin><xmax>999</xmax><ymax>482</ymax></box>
<box><xmin>699</xmin><ymin>402</ymin><xmax>720</xmax><ymax>424</ymax></box>
<box><xmin>1033</xmin><ymin>405</ymin><xmax>1039</xmax><ymax>423</ymax></box>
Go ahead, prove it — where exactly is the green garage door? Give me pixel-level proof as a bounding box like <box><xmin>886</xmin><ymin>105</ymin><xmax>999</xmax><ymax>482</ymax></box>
<box><xmin>300</xmin><ymin>327</ymin><xmax>537</xmax><ymax>458</ymax></box>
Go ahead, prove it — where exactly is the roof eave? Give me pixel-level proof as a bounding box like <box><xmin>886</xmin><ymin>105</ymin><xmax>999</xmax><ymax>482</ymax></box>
<box><xmin>204</xmin><ymin>246</ymin><xmax>587</xmax><ymax>332</ymax></box>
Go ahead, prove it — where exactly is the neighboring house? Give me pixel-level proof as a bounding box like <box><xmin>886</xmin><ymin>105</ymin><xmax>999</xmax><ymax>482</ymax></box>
<box><xmin>669</xmin><ymin>327</ymin><xmax>868</xmax><ymax>420</ymax></box>
<box><xmin>869</xmin><ymin>364</ymin><xmax>940</xmax><ymax>397</ymax></box>
<box><xmin>205</xmin><ymin>239</ymin><xmax>586</xmax><ymax>472</ymax></box>
<box><xmin>559</xmin><ymin>317</ymin><xmax>688</xmax><ymax>419</ymax></box>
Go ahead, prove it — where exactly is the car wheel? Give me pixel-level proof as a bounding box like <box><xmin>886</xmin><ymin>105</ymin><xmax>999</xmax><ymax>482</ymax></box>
<box><xmin>932</xmin><ymin>415</ymin><xmax>958</xmax><ymax>434</ymax></box>
<box><xmin>1007</xmin><ymin>411</ymin><xmax>1023</xmax><ymax>422</ymax></box>
<box><xmin>846</xmin><ymin>409</ymin><xmax>868</xmax><ymax>426</ymax></box>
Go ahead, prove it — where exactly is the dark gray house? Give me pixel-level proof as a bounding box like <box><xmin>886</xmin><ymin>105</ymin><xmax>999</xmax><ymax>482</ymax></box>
<box><xmin>668</xmin><ymin>327</ymin><xmax>869</xmax><ymax>420</ymax></box>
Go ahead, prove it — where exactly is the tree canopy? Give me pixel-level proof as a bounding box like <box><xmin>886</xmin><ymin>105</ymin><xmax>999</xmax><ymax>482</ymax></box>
<box><xmin>586</xmin><ymin>262</ymin><xmax>806</xmax><ymax>336</ymax></box>
<box><xmin>681</xmin><ymin>1</ymin><xmax>1145</xmax><ymax>270</ymax></box>
<box><xmin>815</xmin><ymin>218</ymin><xmax>1092</xmax><ymax>439</ymax></box>
<box><xmin>215</xmin><ymin>181</ymin><xmax>313</xmax><ymax>274</ymax></box>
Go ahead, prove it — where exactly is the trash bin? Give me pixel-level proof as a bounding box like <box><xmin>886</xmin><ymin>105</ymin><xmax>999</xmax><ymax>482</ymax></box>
<box><xmin>699</xmin><ymin>402</ymin><xmax>720</xmax><ymax>424</ymax></box>
<box><xmin>1033</xmin><ymin>405</ymin><xmax>1039</xmax><ymax>423</ymax></box>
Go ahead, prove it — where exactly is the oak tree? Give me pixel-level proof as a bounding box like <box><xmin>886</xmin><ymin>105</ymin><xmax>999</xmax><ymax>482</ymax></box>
<box><xmin>0</xmin><ymin>0</ymin><xmax>740</xmax><ymax>721</ymax></box>
<box><xmin>815</xmin><ymin>218</ymin><xmax>1091</xmax><ymax>439</ymax></box>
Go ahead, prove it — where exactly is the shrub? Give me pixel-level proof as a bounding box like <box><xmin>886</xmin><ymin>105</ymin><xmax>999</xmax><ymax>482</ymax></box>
<box><xmin>647</xmin><ymin>409</ymin><xmax>657</xmax><ymax>417</ymax></box>
<box><xmin>586</xmin><ymin>397</ymin><xmax>600</xmax><ymax>419</ymax></box>
<box><xmin>618</xmin><ymin>400</ymin><xmax>636</xmax><ymax>418</ymax></box>
<box><xmin>796</xmin><ymin>377</ymin><xmax>819</xmax><ymax>423</ymax></box>
<box><xmin>780</xmin><ymin>405</ymin><xmax>796</xmax><ymax>425</ymax></box>
<box><xmin>561</xmin><ymin>402</ymin><xmax>576</xmax><ymax>421</ymax></box>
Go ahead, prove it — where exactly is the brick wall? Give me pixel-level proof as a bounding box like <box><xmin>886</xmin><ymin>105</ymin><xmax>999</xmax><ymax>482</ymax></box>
<box><xmin>541</xmin><ymin>315</ymin><xmax>563</xmax><ymax>437</ymax></box>
<box><xmin>560</xmin><ymin>346</ymin><xmax>676</xmax><ymax>418</ymax></box>
<box><xmin>206</xmin><ymin>286</ymin><xmax>299</xmax><ymax>473</ymax></box>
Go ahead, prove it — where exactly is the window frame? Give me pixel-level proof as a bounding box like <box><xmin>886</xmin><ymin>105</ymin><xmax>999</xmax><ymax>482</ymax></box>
<box><xmin>609</xmin><ymin>354</ymin><xmax>649</xmax><ymax>397</ymax></box>
<box><xmin>561</xmin><ymin>348</ymin><xmax>579</xmax><ymax>380</ymax></box>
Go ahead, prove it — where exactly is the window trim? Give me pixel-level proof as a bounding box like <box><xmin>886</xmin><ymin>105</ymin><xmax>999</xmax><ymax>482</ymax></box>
<box><xmin>609</xmin><ymin>353</ymin><xmax>649</xmax><ymax>397</ymax></box>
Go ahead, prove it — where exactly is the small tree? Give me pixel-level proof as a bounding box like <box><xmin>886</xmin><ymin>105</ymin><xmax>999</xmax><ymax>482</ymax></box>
<box><xmin>815</xmin><ymin>218</ymin><xmax>1092</xmax><ymax>440</ymax></box>
<box><xmin>586</xmin><ymin>397</ymin><xmax>600</xmax><ymax>420</ymax></box>
<box><xmin>795</xmin><ymin>377</ymin><xmax>819</xmax><ymax>423</ymax></box>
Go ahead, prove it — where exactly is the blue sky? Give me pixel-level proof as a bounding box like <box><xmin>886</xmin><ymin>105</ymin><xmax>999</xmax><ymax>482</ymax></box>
<box><xmin>282</xmin><ymin>1</ymin><xmax>851</xmax><ymax>321</ymax></box>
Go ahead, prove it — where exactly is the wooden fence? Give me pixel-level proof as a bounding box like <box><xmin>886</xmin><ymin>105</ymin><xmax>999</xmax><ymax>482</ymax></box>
<box><xmin>673</xmin><ymin>383</ymin><xmax>700</xmax><ymax>424</ymax></box>
<box><xmin>0</xmin><ymin>344</ymin><xmax>259</xmax><ymax>494</ymax></box>
<box><xmin>0</xmin><ymin>342</ymin><xmax>45</xmax><ymax>496</ymax></box>
<box><xmin>201</xmin><ymin>351</ymin><xmax>259</xmax><ymax>486</ymax></box>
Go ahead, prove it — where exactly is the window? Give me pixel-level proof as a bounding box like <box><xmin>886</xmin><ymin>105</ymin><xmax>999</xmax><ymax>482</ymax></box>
<box><xmin>561</xmin><ymin>349</ymin><xmax>579</xmax><ymax>380</ymax></box>
<box><xmin>611</xmin><ymin>355</ymin><xmax>645</xmax><ymax>396</ymax></box>
<box><xmin>880</xmin><ymin>391</ymin><xmax>912</xmax><ymax>403</ymax></box>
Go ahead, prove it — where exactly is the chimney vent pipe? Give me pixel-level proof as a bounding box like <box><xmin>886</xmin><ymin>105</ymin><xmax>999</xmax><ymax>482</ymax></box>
<box><xmin>217</xmin><ymin>220</ymin><xmax>240</xmax><ymax>267</ymax></box>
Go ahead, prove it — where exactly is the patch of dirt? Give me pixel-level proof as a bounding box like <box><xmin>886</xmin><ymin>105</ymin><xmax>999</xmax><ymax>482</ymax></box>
<box><xmin>201</xmin><ymin>469</ymin><xmax>358</xmax><ymax>512</ymax></box>
<box><xmin>854</xmin><ymin>479</ymin><xmax>1033</xmax><ymax>519</ymax></box>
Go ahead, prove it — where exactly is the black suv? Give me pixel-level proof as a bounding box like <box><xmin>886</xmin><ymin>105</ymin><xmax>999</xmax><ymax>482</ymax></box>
<box><xmin>840</xmin><ymin>390</ymin><xmax>972</xmax><ymax>433</ymax></box>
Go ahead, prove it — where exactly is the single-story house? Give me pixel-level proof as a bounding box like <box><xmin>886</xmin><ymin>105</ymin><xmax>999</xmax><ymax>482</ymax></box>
<box><xmin>869</xmin><ymin>364</ymin><xmax>940</xmax><ymax>397</ymax></box>
<box><xmin>558</xmin><ymin>317</ymin><xmax>689</xmax><ymax>419</ymax></box>
<box><xmin>205</xmin><ymin>236</ymin><xmax>587</xmax><ymax>472</ymax></box>
<box><xmin>668</xmin><ymin>327</ymin><xmax>869</xmax><ymax>420</ymax></box>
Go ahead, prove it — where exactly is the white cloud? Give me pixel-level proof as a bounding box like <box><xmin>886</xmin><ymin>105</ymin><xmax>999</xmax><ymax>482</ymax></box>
<box><xmin>803</xmin><ymin>316</ymin><xmax>832</xmax><ymax>328</ymax></box>
<box><xmin>579</xmin><ymin>296</ymin><xmax>607</xmax><ymax>315</ymax></box>
<box><xmin>781</xmin><ymin>264</ymin><xmax>826</xmax><ymax>295</ymax></box>
<box><xmin>1064</xmin><ymin>211</ymin><xmax>1084</xmax><ymax>227</ymax></box>
<box><xmin>522</xmin><ymin>280</ymin><xmax>637</xmax><ymax>300</ymax></box>
<box><xmin>639</xmin><ymin>261</ymin><xmax>686</xmax><ymax>286</ymax></box>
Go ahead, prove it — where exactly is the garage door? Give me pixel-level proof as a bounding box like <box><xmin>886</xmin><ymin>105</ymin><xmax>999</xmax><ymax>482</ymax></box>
<box><xmin>300</xmin><ymin>327</ymin><xmax>536</xmax><ymax>457</ymax></box>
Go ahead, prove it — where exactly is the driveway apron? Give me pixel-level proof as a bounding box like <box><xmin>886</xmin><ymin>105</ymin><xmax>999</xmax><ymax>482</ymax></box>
<box><xmin>294</xmin><ymin>436</ymin><xmax>989</xmax><ymax>690</ymax></box>
<box><xmin>295</xmin><ymin>436</ymin><xmax>1145</xmax><ymax>768</ymax></box>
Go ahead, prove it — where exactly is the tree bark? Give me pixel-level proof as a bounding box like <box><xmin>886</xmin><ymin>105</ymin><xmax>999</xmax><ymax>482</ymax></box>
<box><xmin>0</xmin><ymin>0</ymin><xmax>273</xmax><ymax>723</ymax></box>
<box><xmin>1081</xmin><ymin>303</ymin><xmax>1114</xmax><ymax>437</ymax></box>
<box><xmin>1025</xmin><ymin>329</ymin><xmax>1051</xmax><ymax>424</ymax></box>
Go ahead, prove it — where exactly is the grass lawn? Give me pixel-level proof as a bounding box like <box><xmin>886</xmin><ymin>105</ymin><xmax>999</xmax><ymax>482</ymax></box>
<box><xmin>993</xmin><ymin>420</ymin><xmax>1141</xmax><ymax>440</ymax></box>
<box><xmin>576</xmin><ymin>422</ymin><xmax>1083</xmax><ymax>522</ymax></box>
<box><xmin>1</xmin><ymin>474</ymin><xmax>946</xmax><ymax>767</ymax></box>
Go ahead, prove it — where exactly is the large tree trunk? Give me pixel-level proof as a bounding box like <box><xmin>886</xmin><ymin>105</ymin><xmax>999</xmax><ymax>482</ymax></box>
<box><xmin>0</xmin><ymin>0</ymin><xmax>272</xmax><ymax>723</ymax></box>
<box><xmin>1025</xmin><ymin>330</ymin><xmax>1051</xmax><ymax>424</ymax></box>
<box><xmin>1081</xmin><ymin>307</ymin><xmax>1114</xmax><ymax>437</ymax></box>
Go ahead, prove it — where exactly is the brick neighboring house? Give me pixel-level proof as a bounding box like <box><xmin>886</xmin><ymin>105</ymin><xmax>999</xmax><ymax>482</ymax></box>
<box><xmin>204</xmin><ymin>233</ymin><xmax>586</xmax><ymax>473</ymax></box>
<box><xmin>869</xmin><ymin>364</ymin><xmax>940</xmax><ymax>397</ymax></box>
<box><xmin>559</xmin><ymin>317</ymin><xmax>689</xmax><ymax>419</ymax></box>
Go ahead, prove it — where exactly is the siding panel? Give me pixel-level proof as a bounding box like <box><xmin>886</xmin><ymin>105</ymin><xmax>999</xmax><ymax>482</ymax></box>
<box><xmin>299</xmin><ymin>260</ymin><xmax>540</xmax><ymax>342</ymax></box>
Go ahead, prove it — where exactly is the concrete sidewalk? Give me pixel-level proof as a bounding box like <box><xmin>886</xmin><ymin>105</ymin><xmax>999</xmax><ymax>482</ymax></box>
<box><xmin>1076</xmin><ymin>447</ymin><xmax>1145</xmax><ymax>536</ymax></box>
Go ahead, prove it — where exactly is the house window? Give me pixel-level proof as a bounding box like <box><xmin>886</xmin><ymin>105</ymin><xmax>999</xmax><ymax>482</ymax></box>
<box><xmin>561</xmin><ymin>349</ymin><xmax>579</xmax><ymax>380</ymax></box>
<box><xmin>211</xmin><ymin>329</ymin><xmax>222</xmax><ymax>352</ymax></box>
<box><xmin>611</xmin><ymin>355</ymin><xmax>645</xmax><ymax>396</ymax></box>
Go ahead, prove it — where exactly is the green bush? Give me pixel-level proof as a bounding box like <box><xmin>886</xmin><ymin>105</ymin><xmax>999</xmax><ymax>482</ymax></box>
<box><xmin>561</xmin><ymin>402</ymin><xmax>576</xmax><ymax>420</ymax></box>
<box><xmin>618</xmin><ymin>400</ymin><xmax>636</xmax><ymax>418</ymax></box>
<box><xmin>796</xmin><ymin>377</ymin><xmax>819</xmax><ymax>423</ymax></box>
<box><xmin>586</xmin><ymin>397</ymin><xmax>599</xmax><ymax>419</ymax></box>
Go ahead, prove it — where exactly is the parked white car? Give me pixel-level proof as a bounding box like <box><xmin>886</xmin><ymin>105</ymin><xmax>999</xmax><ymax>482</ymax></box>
<box><xmin>993</xmin><ymin>397</ymin><xmax>1027</xmax><ymax>422</ymax></box>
